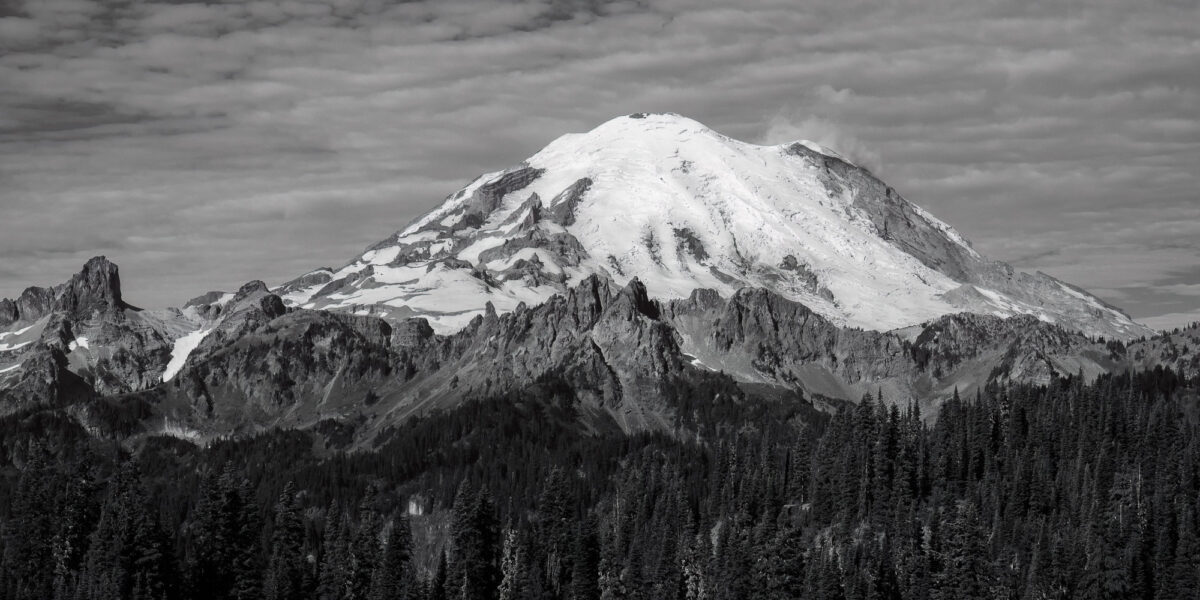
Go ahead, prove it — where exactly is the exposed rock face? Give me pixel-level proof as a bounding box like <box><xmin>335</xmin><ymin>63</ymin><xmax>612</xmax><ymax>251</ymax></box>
<box><xmin>184</xmin><ymin>291</ymin><xmax>228</xmax><ymax>309</ymax></box>
<box><xmin>158</xmin><ymin>310</ymin><xmax>394</xmax><ymax>431</ymax></box>
<box><xmin>5</xmin><ymin>257</ymin><xmax>128</xmax><ymax>325</ymax></box>
<box><xmin>146</xmin><ymin>275</ymin><xmax>699</xmax><ymax>437</ymax></box>
<box><xmin>14</xmin><ymin>287</ymin><xmax>58</xmax><ymax>325</ymax></box>
<box><xmin>0</xmin><ymin>347</ymin><xmax>94</xmax><ymax>412</ymax></box>
<box><xmin>665</xmin><ymin>287</ymin><xmax>911</xmax><ymax>402</ymax></box>
<box><xmin>0</xmin><ymin>300</ymin><xmax>16</xmax><ymax>327</ymax></box>
<box><xmin>417</xmin><ymin>166</ymin><xmax>546</xmax><ymax>235</ymax></box>
<box><xmin>58</xmin><ymin>256</ymin><xmax>128</xmax><ymax>318</ymax></box>
<box><xmin>661</xmin><ymin>283</ymin><xmax>1129</xmax><ymax>410</ymax></box>
<box><xmin>546</xmin><ymin>177</ymin><xmax>593</xmax><ymax>226</ymax></box>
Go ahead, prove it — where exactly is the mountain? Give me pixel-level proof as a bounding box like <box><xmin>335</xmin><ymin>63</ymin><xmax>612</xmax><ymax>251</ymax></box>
<box><xmin>1</xmin><ymin>119</ymin><xmax>1194</xmax><ymax>600</ymax></box>
<box><xmin>0</xmin><ymin>257</ymin><xmax>175</xmax><ymax>407</ymax></box>
<box><xmin>0</xmin><ymin>113</ymin><xmax>1176</xmax><ymax>443</ymax></box>
<box><xmin>278</xmin><ymin>112</ymin><xmax>1151</xmax><ymax>341</ymax></box>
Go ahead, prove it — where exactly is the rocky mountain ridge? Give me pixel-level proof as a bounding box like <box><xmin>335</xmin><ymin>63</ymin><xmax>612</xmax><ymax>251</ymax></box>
<box><xmin>0</xmin><ymin>258</ymin><xmax>1182</xmax><ymax>449</ymax></box>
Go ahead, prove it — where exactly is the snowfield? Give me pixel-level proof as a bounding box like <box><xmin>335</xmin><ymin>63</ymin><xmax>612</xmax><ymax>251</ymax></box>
<box><xmin>162</xmin><ymin>328</ymin><xmax>213</xmax><ymax>382</ymax></box>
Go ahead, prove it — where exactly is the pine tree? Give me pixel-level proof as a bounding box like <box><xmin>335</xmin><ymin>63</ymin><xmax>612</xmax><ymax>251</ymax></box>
<box><xmin>496</xmin><ymin>529</ymin><xmax>529</xmax><ymax>600</ymax></box>
<box><xmin>77</xmin><ymin>463</ymin><xmax>176</xmax><ymax>600</ymax></box>
<box><xmin>265</xmin><ymin>482</ymin><xmax>307</xmax><ymax>600</ymax></box>
<box><xmin>1171</xmin><ymin>505</ymin><xmax>1200</xmax><ymax>598</ymax></box>
<box><xmin>233</xmin><ymin>477</ymin><xmax>265</xmax><ymax>600</ymax></box>
<box><xmin>428</xmin><ymin>551</ymin><xmax>449</xmax><ymax>600</ymax></box>
<box><xmin>187</xmin><ymin>464</ymin><xmax>261</xmax><ymax>600</ymax></box>
<box><xmin>450</xmin><ymin>486</ymin><xmax>500</xmax><ymax>600</ymax></box>
<box><xmin>4</xmin><ymin>453</ymin><xmax>57</xmax><ymax>600</ymax></box>
<box><xmin>318</xmin><ymin>508</ymin><xmax>352</xmax><ymax>600</ymax></box>
<box><xmin>369</xmin><ymin>515</ymin><xmax>413</xmax><ymax>600</ymax></box>
<box><xmin>933</xmin><ymin>501</ymin><xmax>990</xmax><ymax>600</ymax></box>
<box><xmin>751</xmin><ymin>521</ymin><xmax>805</xmax><ymax>600</ymax></box>
<box><xmin>348</xmin><ymin>489</ymin><xmax>383</xmax><ymax>600</ymax></box>
<box><xmin>569</xmin><ymin>518</ymin><xmax>601</xmax><ymax>600</ymax></box>
<box><xmin>536</xmin><ymin>468</ymin><xmax>574</xmax><ymax>595</ymax></box>
<box><xmin>51</xmin><ymin>459</ymin><xmax>100</xmax><ymax>600</ymax></box>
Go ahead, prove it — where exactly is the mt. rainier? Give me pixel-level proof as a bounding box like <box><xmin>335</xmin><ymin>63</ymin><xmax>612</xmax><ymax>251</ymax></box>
<box><xmin>0</xmin><ymin>114</ymin><xmax>1173</xmax><ymax>435</ymax></box>
<box><xmin>280</xmin><ymin>113</ymin><xmax>1149</xmax><ymax>341</ymax></box>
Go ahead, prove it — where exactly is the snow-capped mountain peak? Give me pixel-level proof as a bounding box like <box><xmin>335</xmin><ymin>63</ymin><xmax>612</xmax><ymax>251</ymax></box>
<box><xmin>281</xmin><ymin>113</ymin><xmax>1151</xmax><ymax>340</ymax></box>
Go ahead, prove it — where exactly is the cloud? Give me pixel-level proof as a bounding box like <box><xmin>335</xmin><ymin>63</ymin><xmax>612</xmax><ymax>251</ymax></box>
<box><xmin>0</xmin><ymin>0</ymin><xmax>1196</xmax><ymax>322</ymax></box>
<box><xmin>759</xmin><ymin>112</ymin><xmax>883</xmax><ymax>173</ymax></box>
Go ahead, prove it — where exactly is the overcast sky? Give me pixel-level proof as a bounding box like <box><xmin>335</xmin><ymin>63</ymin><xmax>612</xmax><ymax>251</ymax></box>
<box><xmin>1</xmin><ymin>0</ymin><xmax>1197</xmax><ymax>329</ymax></box>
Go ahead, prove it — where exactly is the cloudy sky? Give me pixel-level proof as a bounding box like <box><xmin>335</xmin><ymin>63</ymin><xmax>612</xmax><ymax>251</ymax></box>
<box><xmin>1</xmin><ymin>0</ymin><xmax>1197</xmax><ymax>329</ymax></box>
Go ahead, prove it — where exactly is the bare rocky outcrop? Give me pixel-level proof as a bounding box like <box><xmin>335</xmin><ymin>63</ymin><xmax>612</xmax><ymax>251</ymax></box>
<box><xmin>0</xmin><ymin>256</ymin><xmax>129</xmax><ymax>327</ymax></box>
<box><xmin>545</xmin><ymin>177</ymin><xmax>593</xmax><ymax>226</ymax></box>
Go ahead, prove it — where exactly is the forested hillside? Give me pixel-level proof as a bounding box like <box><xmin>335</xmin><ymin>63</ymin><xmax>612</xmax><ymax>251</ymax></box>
<box><xmin>1</xmin><ymin>367</ymin><xmax>1196</xmax><ymax>600</ymax></box>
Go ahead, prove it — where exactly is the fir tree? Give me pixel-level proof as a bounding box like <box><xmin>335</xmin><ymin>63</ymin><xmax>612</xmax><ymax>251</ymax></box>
<box><xmin>265</xmin><ymin>482</ymin><xmax>307</xmax><ymax>600</ymax></box>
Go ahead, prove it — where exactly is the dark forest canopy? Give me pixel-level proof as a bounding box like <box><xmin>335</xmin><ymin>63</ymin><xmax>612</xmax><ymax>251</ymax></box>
<box><xmin>1</xmin><ymin>367</ymin><xmax>1198</xmax><ymax>600</ymax></box>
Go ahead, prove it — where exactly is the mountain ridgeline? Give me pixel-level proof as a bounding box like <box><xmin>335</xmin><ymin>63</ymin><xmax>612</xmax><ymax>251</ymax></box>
<box><xmin>0</xmin><ymin>255</ymin><xmax>1193</xmax><ymax>447</ymax></box>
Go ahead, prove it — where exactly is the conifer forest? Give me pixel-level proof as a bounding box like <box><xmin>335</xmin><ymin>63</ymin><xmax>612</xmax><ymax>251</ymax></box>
<box><xmin>1</xmin><ymin>368</ymin><xmax>1197</xmax><ymax>600</ymax></box>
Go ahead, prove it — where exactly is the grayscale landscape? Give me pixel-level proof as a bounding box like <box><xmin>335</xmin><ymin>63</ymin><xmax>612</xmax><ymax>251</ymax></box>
<box><xmin>0</xmin><ymin>1</ymin><xmax>1197</xmax><ymax>599</ymax></box>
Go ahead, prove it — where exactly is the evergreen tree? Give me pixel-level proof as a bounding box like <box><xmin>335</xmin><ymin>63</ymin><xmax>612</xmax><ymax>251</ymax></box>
<box><xmin>77</xmin><ymin>463</ymin><xmax>176</xmax><ymax>600</ymax></box>
<box><xmin>933</xmin><ymin>501</ymin><xmax>990</xmax><ymax>600</ymax></box>
<box><xmin>751</xmin><ymin>521</ymin><xmax>805</xmax><ymax>600</ymax></box>
<box><xmin>569</xmin><ymin>518</ymin><xmax>602</xmax><ymax>600</ymax></box>
<box><xmin>450</xmin><ymin>486</ymin><xmax>500</xmax><ymax>600</ymax></box>
<box><xmin>496</xmin><ymin>529</ymin><xmax>529</xmax><ymax>600</ymax></box>
<box><xmin>265</xmin><ymin>482</ymin><xmax>307</xmax><ymax>600</ymax></box>
<box><xmin>188</xmin><ymin>464</ymin><xmax>261</xmax><ymax>600</ymax></box>
<box><xmin>428</xmin><ymin>551</ymin><xmax>449</xmax><ymax>600</ymax></box>
<box><xmin>369</xmin><ymin>515</ymin><xmax>413</xmax><ymax>600</ymax></box>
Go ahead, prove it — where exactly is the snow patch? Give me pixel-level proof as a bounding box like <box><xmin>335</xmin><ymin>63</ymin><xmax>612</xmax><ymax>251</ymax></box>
<box><xmin>407</xmin><ymin>499</ymin><xmax>425</xmax><ymax>516</ymax></box>
<box><xmin>159</xmin><ymin>420</ymin><xmax>204</xmax><ymax>443</ymax></box>
<box><xmin>162</xmin><ymin>328</ymin><xmax>214</xmax><ymax>382</ymax></box>
<box><xmin>0</xmin><ymin>323</ymin><xmax>36</xmax><ymax>340</ymax></box>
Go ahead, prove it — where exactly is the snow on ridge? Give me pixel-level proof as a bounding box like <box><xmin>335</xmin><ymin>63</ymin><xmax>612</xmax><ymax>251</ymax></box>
<box><xmin>399</xmin><ymin>168</ymin><xmax>506</xmax><ymax>237</ymax></box>
<box><xmin>907</xmin><ymin>203</ymin><xmax>981</xmax><ymax>259</ymax></box>
<box><xmin>163</xmin><ymin>328</ymin><xmax>213</xmax><ymax>382</ymax></box>
<box><xmin>0</xmin><ymin>323</ymin><xmax>37</xmax><ymax>340</ymax></box>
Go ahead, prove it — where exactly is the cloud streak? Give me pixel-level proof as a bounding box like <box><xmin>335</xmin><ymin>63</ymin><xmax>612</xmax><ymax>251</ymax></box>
<box><xmin>0</xmin><ymin>0</ymin><xmax>1197</xmax><ymax>328</ymax></box>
